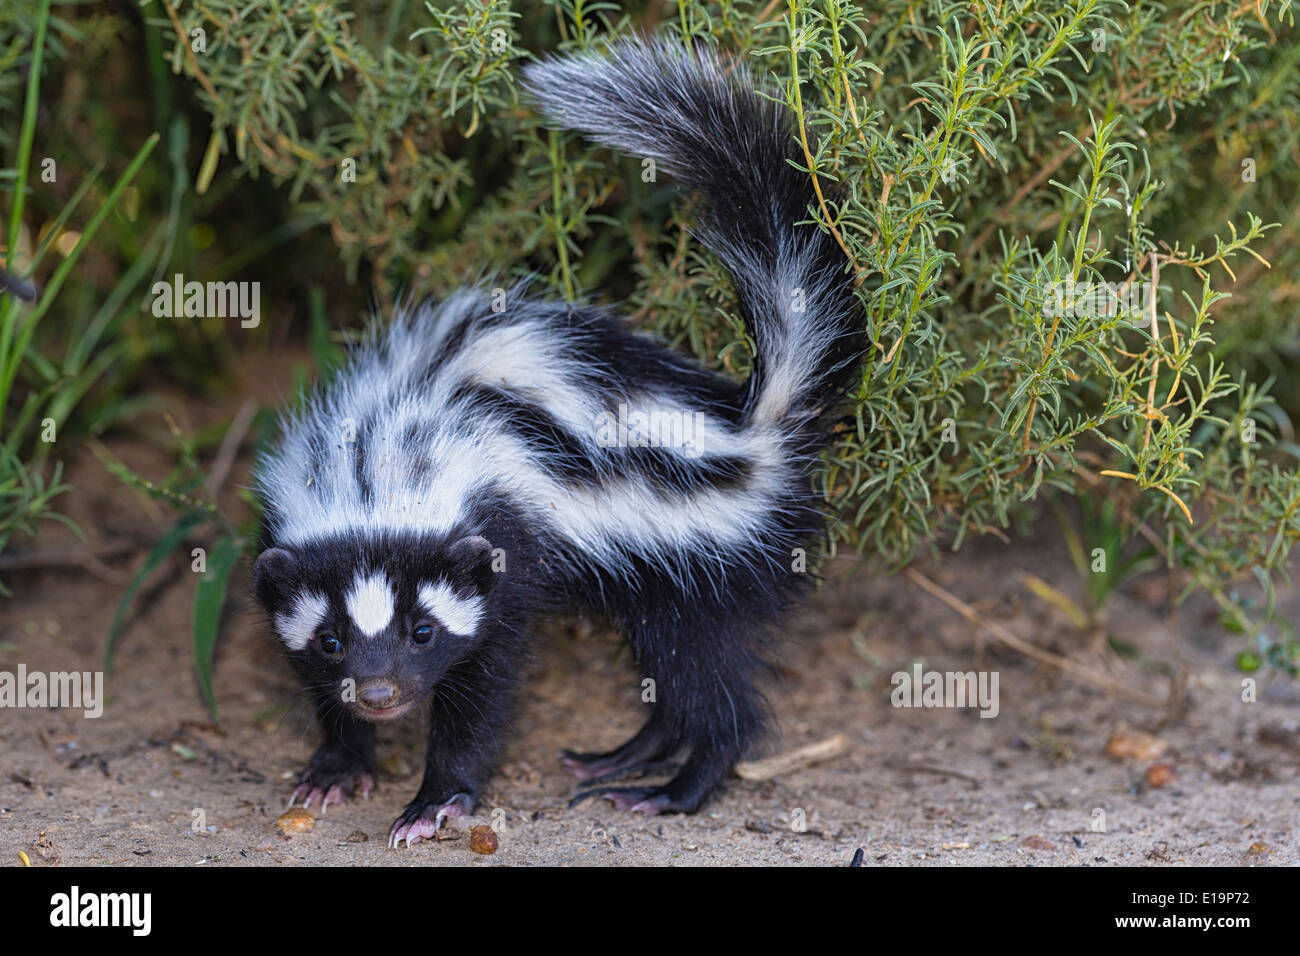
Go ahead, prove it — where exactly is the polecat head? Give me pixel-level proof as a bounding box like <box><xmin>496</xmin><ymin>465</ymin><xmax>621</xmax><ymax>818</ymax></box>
<box><xmin>252</xmin><ymin>532</ymin><xmax>497</xmax><ymax>722</ymax></box>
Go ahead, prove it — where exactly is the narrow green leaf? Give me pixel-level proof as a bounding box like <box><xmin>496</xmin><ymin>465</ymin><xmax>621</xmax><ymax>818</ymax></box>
<box><xmin>192</xmin><ymin>535</ymin><xmax>242</xmax><ymax>720</ymax></box>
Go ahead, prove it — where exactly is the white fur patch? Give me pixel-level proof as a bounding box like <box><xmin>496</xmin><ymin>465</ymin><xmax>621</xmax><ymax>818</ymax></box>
<box><xmin>346</xmin><ymin>572</ymin><xmax>395</xmax><ymax>636</ymax></box>
<box><xmin>252</xmin><ymin>46</ymin><xmax>847</xmax><ymax>603</ymax></box>
<box><xmin>254</xmin><ymin>294</ymin><xmax>791</xmax><ymax>568</ymax></box>
<box><xmin>418</xmin><ymin>581</ymin><xmax>485</xmax><ymax>636</ymax></box>
<box><xmin>274</xmin><ymin>592</ymin><xmax>329</xmax><ymax>651</ymax></box>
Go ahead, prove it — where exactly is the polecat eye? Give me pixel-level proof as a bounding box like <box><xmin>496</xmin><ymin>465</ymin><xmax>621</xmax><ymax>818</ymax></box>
<box><xmin>412</xmin><ymin>624</ymin><xmax>434</xmax><ymax>645</ymax></box>
<box><xmin>318</xmin><ymin>633</ymin><xmax>342</xmax><ymax>655</ymax></box>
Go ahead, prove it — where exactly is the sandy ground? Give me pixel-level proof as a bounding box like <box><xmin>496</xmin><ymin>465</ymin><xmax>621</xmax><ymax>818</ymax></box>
<box><xmin>2</xmin><ymin>396</ymin><xmax>1298</xmax><ymax>868</ymax></box>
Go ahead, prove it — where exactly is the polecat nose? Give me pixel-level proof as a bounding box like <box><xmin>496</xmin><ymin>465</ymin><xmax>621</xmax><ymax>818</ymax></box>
<box><xmin>358</xmin><ymin>682</ymin><xmax>400</xmax><ymax>709</ymax></box>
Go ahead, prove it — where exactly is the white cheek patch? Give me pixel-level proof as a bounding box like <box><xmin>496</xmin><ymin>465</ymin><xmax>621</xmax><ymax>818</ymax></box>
<box><xmin>418</xmin><ymin>581</ymin><xmax>485</xmax><ymax>636</ymax></box>
<box><xmin>274</xmin><ymin>591</ymin><xmax>330</xmax><ymax>651</ymax></box>
<box><xmin>346</xmin><ymin>572</ymin><xmax>395</xmax><ymax>636</ymax></box>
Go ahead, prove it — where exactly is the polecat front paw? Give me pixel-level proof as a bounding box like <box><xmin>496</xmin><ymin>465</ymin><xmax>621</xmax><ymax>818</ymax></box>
<box><xmin>387</xmin><ymin>791</ymin><xmax>475</xmax><ymax>849</ymax></box>
<box><xmin>289</xmin><ymin>746</ymin><xmax>376</xmax><ymax>812</ymax></box>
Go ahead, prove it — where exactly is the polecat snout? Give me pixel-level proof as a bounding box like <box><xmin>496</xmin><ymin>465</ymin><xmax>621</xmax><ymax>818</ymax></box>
<box><xmin>251</xmin><ymin>38</ymin><xmax>862</xmax><ymax>848</ymax></box>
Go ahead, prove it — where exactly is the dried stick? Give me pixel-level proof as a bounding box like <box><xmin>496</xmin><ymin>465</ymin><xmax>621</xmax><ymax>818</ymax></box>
<box><xmin>735</xmin><ymin>734</ymin><xmax>849</xmax><ymax>781</ymax></box>
<box><xmin>905</xmin><ymin>567</ymin><xmax>1169</xmax><ymax>709</ymax></box>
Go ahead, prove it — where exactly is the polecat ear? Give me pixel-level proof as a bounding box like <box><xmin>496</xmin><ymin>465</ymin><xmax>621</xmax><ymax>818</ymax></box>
<box><xmin>252</xmin><ymin>547</ymin><xmax>298</xmax><ymax>610</ymax></box>
<box><xmin>446</xmin><ymin>535</ymin><xmax>496</xmax><ymax>596</ymax></box>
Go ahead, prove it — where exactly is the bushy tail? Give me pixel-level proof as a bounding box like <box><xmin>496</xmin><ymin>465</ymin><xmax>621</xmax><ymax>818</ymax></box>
<box><xmin>522</xmin><ymin>38</ymin><xmax>861</xmax><ymax>437</ymax></box>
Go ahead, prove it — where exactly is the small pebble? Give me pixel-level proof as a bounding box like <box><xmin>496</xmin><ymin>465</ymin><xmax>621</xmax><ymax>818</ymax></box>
<box><xmin>468</xmin><ymin>825</ymin><xmax>498</xmax><ymax>854</ymax></box>
<box><xmin>1145</xmin><ymin>763</ymin><xmax>1175</xmax><ymax>787</ymax></box>
<box><xmin>276</xmin><ymin>808</ymin><xmax>315</xmax><ymax>835</ymax></box>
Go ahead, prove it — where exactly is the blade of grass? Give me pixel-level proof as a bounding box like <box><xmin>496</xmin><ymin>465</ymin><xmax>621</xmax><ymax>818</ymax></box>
<box><xmin>0</xmin><ymin>132</ymin><xmax>160</xmax><ymax>431</ymax></box>
<box><xmin>0</xmin><ymin>0</ymin><xmax>51</xmax><ymax>400</ymax></box>
<box><xmin>2</xmin><ymin>0</ymin><xmax>48</xmax><ymax>272</ymax></box>
<box><xmin>193</xmin><ymin>534</ymin><xmax>242</xmax><ymax>720</ymax></box>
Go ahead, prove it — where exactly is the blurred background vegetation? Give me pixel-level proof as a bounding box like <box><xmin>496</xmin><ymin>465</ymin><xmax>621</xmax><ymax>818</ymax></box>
<box><xmin>2</xmin><ymin>0</ymin><xmax>1298</xmax><ymax>685</ymax></box>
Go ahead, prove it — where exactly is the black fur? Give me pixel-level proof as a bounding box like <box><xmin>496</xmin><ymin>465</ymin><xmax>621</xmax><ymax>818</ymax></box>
<box><xmin>252</xmin><ymin>38</ymin><xmax>863</xmax><ymax>841</ymax></box>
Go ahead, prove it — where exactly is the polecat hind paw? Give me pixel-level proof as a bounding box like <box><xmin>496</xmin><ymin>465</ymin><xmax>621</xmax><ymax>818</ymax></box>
<box><xmin>561</xmin><ymin>754</ymin><xmax>681</xmax><ymax>785</ymax></box>
<box><xmin>388</xmin><ymin>791</ymin><xmax>474</xmax><ymax>849</ymax></box>
<box><xmin>560</xmin><ymin>749</ymin><xmax>678</xmax><ymax>785</ymax></box>
<box><xmin>567</xmin><ymin>784</ymin><xmax>700</xmax><ymax>816</ymax></box>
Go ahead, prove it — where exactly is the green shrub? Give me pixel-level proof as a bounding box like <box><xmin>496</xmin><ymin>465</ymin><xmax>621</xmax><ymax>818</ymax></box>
<box><xmin>4</xmin><ymin>0</ymin><xmax>1299</xmax><ymax>673</ymax></box>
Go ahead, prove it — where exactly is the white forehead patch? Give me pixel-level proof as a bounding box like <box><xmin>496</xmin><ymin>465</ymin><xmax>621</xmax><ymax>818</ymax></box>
<box><xmin>418</xmin><ymin>582</ymin><xmax>485</xmax><ymax>636</ymax></box>
<box><xmin>274</xmin><ymin>591</ymin><xmax>329</xmax><ymax>651</ymax></box>
<box><xmin>346</xmin><ymin>572</ymin><xmax>395</xmax><ymax>636</ymax></box>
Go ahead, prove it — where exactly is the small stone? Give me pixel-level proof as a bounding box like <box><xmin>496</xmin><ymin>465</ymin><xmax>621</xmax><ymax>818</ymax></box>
<box><xmin>468</xmin><ymin>825</ymin><xmax>498</xmax><ymax>854</ymax></box>
<box><xmin>1145</xmin><ymin>763</ymin><xmax>1175</xmax><ymax>787</ymax></box>
<box><xmin>1106</xmin><ymin>728</ymin><xmax>1165</xmax><ymax>762</ymax></box>
<box><xmin>276</xmin><ymin>808</ymin><xmax>315</xmax><ymax>835</ymax></box>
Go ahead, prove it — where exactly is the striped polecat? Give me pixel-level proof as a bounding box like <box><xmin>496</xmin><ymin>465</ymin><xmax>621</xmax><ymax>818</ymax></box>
<box><xmin>252</xmin><ymin>38</ymin><xmax>861</xmax><ymax>848</ymax></box>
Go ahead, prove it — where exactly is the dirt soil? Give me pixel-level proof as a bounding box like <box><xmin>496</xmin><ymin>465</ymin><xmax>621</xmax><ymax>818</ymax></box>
<box><xmin>2</xmin><ymin>367</ymin><xmax>1298</xmax><ymax>868</ymax></box>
